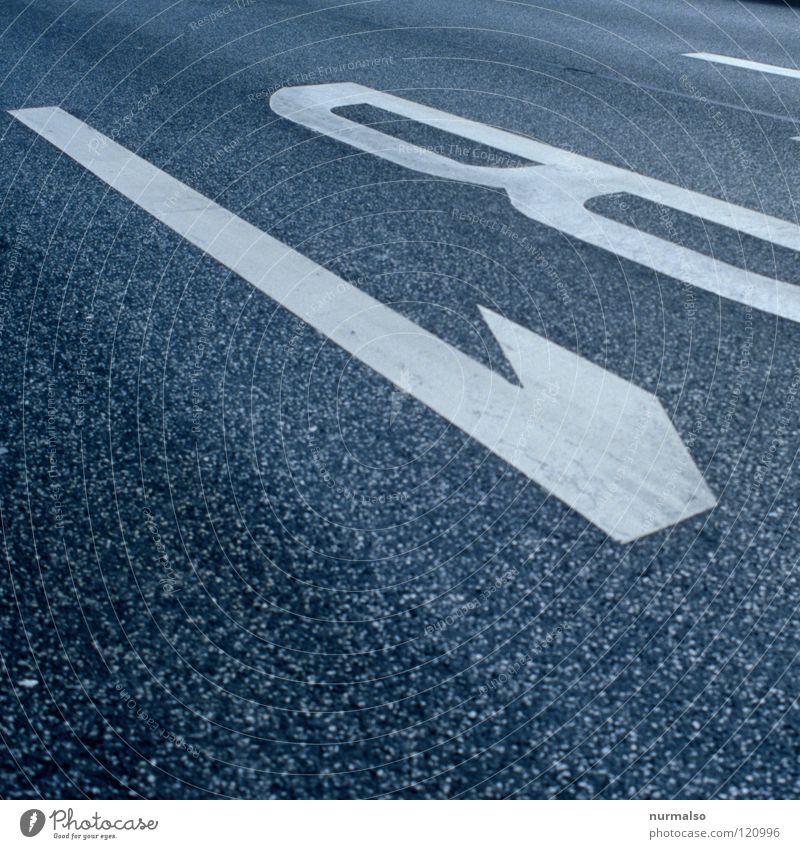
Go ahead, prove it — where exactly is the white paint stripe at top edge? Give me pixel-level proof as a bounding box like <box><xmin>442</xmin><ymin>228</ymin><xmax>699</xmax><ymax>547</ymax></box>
<box><xmin>683</xmin><ymin>52</ymin><xmax>800</xmax><ymax>80</ymax></box>
<box><xmin>8</xmin><ymin>105</ymin><xmax>716</xmax><ymax>543</ymax></box>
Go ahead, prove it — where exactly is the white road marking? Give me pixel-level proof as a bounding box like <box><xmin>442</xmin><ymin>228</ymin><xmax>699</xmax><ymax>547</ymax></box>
<box><xmin>684</xmin><ymin>52</ymin><xmax>800</xmax><ymax>81</ymax></box>
<box><xmin>270</xmin><ymin>82</ymin><xmax>800</xmax><ymax>324</ymax></box>
<box><xmin>9</xmin><ymin>105</ymin><xmax>715</xmax><ymax>542</ymax></box>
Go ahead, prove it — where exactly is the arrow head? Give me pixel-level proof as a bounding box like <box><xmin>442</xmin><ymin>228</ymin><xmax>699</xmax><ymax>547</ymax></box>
<box><xmin>479</xmin><ymin>307</ymin><xmax>716</xmax><ymax>542</ymax></box>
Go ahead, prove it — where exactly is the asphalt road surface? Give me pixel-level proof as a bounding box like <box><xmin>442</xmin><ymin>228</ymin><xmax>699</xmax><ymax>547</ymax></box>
<box><xmin>2</xmin><ymin>0</ymin><xmax>800</xmax><ymax>799</ymax></box>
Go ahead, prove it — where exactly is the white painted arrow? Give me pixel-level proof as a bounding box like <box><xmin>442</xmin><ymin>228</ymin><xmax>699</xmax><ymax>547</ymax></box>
<box><xmin>9</xmin><ymin>106</ymin><xmax>715</xmax><ymax>541</ymax></box>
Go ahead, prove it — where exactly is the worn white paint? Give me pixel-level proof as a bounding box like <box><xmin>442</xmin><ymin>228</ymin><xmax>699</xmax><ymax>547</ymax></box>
<box><xmin>9</xmin><ymin>105</ymin><xmax>715</xmax><ymax>541</ymax></box>
<box><xmin>270</xmin><ymin>82</ymin><xmax>800</xmax><ymax>324</ymax></box>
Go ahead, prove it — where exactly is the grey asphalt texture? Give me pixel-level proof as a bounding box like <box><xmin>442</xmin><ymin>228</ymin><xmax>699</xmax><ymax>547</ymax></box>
<box><xmin>1</xmin><ymin>0</ymin><xmax>800</xmax><ymax>799</ymax></box>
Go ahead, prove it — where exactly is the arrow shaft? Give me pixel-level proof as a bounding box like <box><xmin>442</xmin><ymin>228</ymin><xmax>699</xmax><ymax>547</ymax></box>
<box><xmin>9</xmin><ymin>107</ymin><xmax>523</xmax><ymax>462</ymax></box>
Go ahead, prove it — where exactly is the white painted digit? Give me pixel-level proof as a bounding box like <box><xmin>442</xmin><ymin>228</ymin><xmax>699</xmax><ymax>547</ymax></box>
<box><xmin>271</xmin><ymin>82</ymin><xmax>800</xmax><ymax>324</ymax></box>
